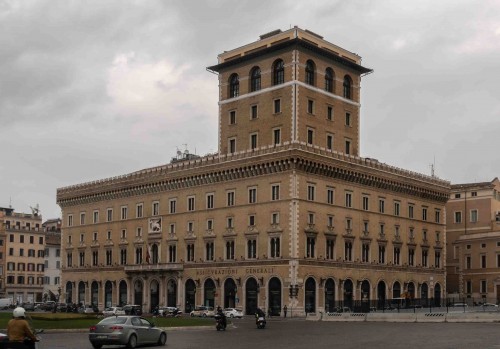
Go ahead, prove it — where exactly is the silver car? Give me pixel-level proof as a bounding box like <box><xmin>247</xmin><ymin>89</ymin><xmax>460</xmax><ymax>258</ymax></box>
<box><xmin>89</xmin><ymin>315</ymin><xmax>166</xmax><ymax>349</ymax></box>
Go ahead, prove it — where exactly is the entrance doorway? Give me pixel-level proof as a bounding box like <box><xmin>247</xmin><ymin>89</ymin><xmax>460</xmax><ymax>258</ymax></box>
<box><xmin>224</xmin><ymin>278</ymin><xmax>237</xmax><ymax>308</ymax></box>
<box><xmin>377</xmin><ymin>281</ymin><xmax>386</xmax><ymax>310</ymax></box>
<box><xmin>119</xmin><ymin>280</ymin><xmax>127</xmax><ymax>306</ymax></box>
<box><xmin>324</xmin><ymin>278</ymin><xmax>335</xmax><ymax>313</ymax></box>
<box><xmin>268</xmin><ymin>277</ymin><xmax>281</xmax><ymax>316</ymax></box>
<box><xmin>104</xmin><ymin>281</ymin><xmax>112</xmax><ymax>308</ymax></box>
<box><xmin>184</xmin><ymin>279</ymin><xmax>196</xmax><ymax>313</ymax></box>
<box><xmin>134</xmin><ymin>280</ymin><xmax>143</xmax><ymax>306</ymax></box>
<box><xmin>245</xmin><ymin>278</ymin><xmax>258</xmax><ymax>315</ymax></box>
<box><xmin>167</xmin><ymin>279</ymin><xmax>177</xmax><ymax>307</ymax></box>
<box><xmin>150</xmin><ymin>280</ymin><xmax>159</xmax><ymax>312</ymax></box>
<box><xmin>204</xmin><ymin>279</ymin><xmax>215</xmax><ymax>308</ymax></box>
<box><xmin>304</xmin><ymin>277</ymin><xmax>316</xmax><ymax>313</ymax></box>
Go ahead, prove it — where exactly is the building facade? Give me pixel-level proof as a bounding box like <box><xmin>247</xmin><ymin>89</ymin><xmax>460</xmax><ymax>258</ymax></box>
<box><xmin>446</xmin><ymin>178</ymin><xmax>500</xmax><ymax>302</ymax></box>
<box><xmin>1</xmin><ymin>207</ymin><xmax>45</xmax><ymax>304</ymax></box>
<box><xmin>43</xmin><ymin>218</ymin><xmax>62</xmax><ymax>301</ymax></box>
<box><xmin>57</xmin><ymin>27</ymin><xmax>450</xmax><ymax>315</ymax></box>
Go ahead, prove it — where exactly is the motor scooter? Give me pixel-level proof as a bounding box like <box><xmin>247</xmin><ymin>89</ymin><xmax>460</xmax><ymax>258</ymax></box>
<box><xmin>255</xmin><ymin>314</ymin><xmax>266</xmax><ymax>329</ymax></box>
<box><xmin>214</xmin><ymin>313</ymin><xmax>227</xmax><ymax>331</ymax></box>
<box><xmin>0</xmin><ymin>329</ymin><xmax>43</xmax><ymax>349</ymax></box>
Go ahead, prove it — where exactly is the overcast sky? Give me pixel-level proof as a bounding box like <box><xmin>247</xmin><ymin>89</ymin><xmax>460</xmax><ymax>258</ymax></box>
<box><xmin>1</xmin><ymin>0</ymin><xmax>499</xmax><ymax>219</ymax></box>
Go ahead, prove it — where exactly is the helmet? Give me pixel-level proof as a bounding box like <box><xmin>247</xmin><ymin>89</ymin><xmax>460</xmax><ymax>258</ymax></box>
<box><xmin>13</xmin><ymin>307</ymin><xmax>26</xmax><ymax>318</ymax></box>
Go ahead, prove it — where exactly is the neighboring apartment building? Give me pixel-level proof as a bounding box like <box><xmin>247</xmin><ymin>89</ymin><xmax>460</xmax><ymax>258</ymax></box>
<box><xmin>0</xmin><ymin>211</ymin><xmax>6</xmax><ymax>297</ymax></box>
<box><xmin>1</xmin><ymin>206</ymin><xmax>45</xmax><ymax>304</ymax></box>
<box><xmin>43</xmin><ymin>218</ymin><xmax>62</xmax><ymax>301</ymax></box>
<box><xmin>57</xmin><ymin>27</ymin><xmax>450</xmax><ymax>315</ymax></box>
<box><xmin>446</xmin><ymin>178</ymin><xmax>500</xmax><ymax>302</ymax></box>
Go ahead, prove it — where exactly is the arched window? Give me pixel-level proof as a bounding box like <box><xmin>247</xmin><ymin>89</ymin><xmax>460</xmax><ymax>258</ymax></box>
<box><xmin>343</xmin><ymin>75</ymin><xmax>352</xmax><ymax>99</ymax></box>
<box><xmin>325</xmin><ymin>68</ymin><xmax>334</xmax><ymax>92</ymax></box>
<box><xmin>250</xmin><ymin>67</ymin><xmax>261</xmax><ymax>92</ymax></box>
<box><xmin>229</xmin><ymin>74</ymin><xmax>239</xmax><ymax>98</ymax></box>
<box><xmin>272</xmin><ymin>59</ymin><xmax>284</xmax><ymax>85</ymax></box>
<box><xmin>305</xmin><ymin>60</ymin><xmax>315</xmax><ymax>86</ymax></box>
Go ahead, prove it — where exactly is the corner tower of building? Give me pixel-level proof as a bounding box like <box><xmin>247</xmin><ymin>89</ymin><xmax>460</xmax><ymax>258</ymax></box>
<box><xmin>207</xmin><ymin>27</ymin><xmax>372</xmax><ymax>157</ymax></box>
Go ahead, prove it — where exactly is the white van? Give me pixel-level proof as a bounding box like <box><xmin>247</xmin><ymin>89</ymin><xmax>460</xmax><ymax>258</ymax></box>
<box><xmin>0</xmin><ymin>298</ymin><xmax>13</xmax><ymax>309</ymax></box>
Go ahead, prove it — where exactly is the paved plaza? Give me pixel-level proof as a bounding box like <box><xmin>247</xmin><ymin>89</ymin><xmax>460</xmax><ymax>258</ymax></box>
<box><xmin>39</xmin><ymin>317</ymin><xmax>500</xmax><ymax>349</ymax></box>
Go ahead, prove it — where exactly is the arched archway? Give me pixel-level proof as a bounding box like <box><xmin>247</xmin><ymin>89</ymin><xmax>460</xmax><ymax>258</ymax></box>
<box><xmin>134</xmin><ymin>279</ymin><xmax>143</xmax><ymax>306</ymax></box>
<box><xmin>324</xmin><ymin>278</ymin><xmax>335</xmax><ymax>313</ymax></box>
<box><xmin>361</xmin><ymin>280</ymin><xmax>370</xmax><ymax>312</ymax></box>
<box><xmin>91</xmin><ymin>281</ymin><xmax>98</xmax><ymax>307</ymax></box>
<box><xmin>224</xmin><ymin>278</ymin><xmax>237</xmax><ymax>308</ymax></box>
<box><xmin>184</xmin><ymin>279</ymin><xmax>196</xmax><ymax>313</ymax></box>
<box><xmin>245</xmin><ymin>278</ymin><xmax>258</xmax><ymax>315</ymax></box>
<box><xmin>393</xmin><ymin>281</ymin><xmax>401</xmax><ymax>298</ymax></box>
<box><xmin>377</xmin><ymin>281</ymin><xmax>386</xmax><ymax>310</ymax></box>
<box><xmin>167</xmin><ymin>279</ymin><xmax>177</xmax><ymax>307</ymax></box>
<box><xmin>268</xmin><ymin>277</ymin><xmax>281</xmax><ymax>316</ymax></box>
<box><xmin>434</xmin><ymin>283</ymin><xmax>441</xmax><ymax>307</ymax></box>
<box><xmin>305</xmin><ymin>277</ymin><xmax>316</xmax><ymax>313</ymax></box>
<box><xmin>343</xmin><ymin>280</ymin><xmax>353</xmax><ymax>310</ymax></box>
<box><xmin>65</xmin><ymin>281</ymin><xmax>73</xmax><ymax>304</ymax></box>
<box><xmin>421</xmin><ymin>283</ymin><xmax>429</xmax><ymax>307</ymax></box>
<box><xmin>119</xmin><ymin>280</ymin><xmax>127</xmax><ymax>306</ymax></box>
<box><xmin>150</xmin><ymin>280</ymin><xmax>159</xmax><ymax>312</ymax></box>
<box><xmin>104</xmin><ymin>281</ymin><xmax>113</xmax><ymax>308</ymax></box>
<box><xmin>204</xmin><ymin>279</ymin><xmax>215</xmax><ymax>308</ymax></box>
<box><xmin>78</xmin><ymin>281</ymin><xmax>85</xmax><ymax>305</ymax></box>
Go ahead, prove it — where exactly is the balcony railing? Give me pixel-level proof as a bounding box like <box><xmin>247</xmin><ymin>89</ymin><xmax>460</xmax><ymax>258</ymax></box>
<box><xmin>124</xmin><ymin>263</ymin><xmax>183</xmax><ymax>273</ymax></box>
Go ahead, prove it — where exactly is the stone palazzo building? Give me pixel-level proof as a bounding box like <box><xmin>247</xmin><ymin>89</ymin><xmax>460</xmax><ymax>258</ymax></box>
<box><xmin>57</xmin><ymin>27</ymin><xmax>450</xmax><ymax>315</ymax></box>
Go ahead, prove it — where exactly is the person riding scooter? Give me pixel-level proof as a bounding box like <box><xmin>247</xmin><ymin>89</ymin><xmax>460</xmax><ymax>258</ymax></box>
<box><xmin>6</xmin><ymin>307</ymin><xmax>39</xmax><ymax>349</ymax></box>
<box><xmin>255</xmin><ymin>307</ymin><xmax>266</xmax><ymax>328</ymax></box>
<box><xmin>216</xmin><ymin>306</ymin><xmax>227</xmax><ymax>329</ymax></box>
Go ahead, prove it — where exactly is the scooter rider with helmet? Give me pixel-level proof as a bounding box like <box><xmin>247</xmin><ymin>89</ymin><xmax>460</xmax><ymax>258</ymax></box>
<box><xmin>216</xmin><ymin>306</ymin><xmax>227</xmax><ymax>329</ymax></box>
<box><xmin>7</xmin><ymin>307</ymin><xmax>38</xmax><ymax>349</ymax></box>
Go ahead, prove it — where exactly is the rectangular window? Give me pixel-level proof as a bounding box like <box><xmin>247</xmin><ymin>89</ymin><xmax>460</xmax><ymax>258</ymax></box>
<box><xmin>408</xmin><ymin>248</ymin><xmax>415</xmax><ymax>266</ymax></box>
<box><xmin>327</xmin><ymin>188</ymin><xmax>335</xmax><ymax>205</ymax></box>
<box><xmin>480</xmin><ymin>280</ymin><xmax>487</xmax><ymax>293</ymax></box>
<box><xmin>121</xmin><ymin>206</ymin><xmax>127</xmax><ymax>220</ymax></box>
<box><xmin>229</xmin><ymin>138</ymin><xmax>236</xmax><ymax>153</ymax></box>
<box><xmin>379</xmin><ymin>199</ymin><xmax>385</xmax><ymax>213</ymax></box>
<box><xmin>466</xmin><ymin>255</ymin><xmax>471</xmax><ymax>269</ymax></box>
<box><xmin>327</xmin><ymin>105</ymin><xmax>333</xmax><ymax>120</ymax></box>
<box><xmin>394</xmin><ymin>202</ymin><xmax>400</xmax><ymax>216</ymax></box>
<box><xmin>207</xmin><ymin>219</ymin><xmax>214</xmax><ymax>230</ymax></box>
<box><xmin>307</xmin><ymin>99</ymin><xmax>314</xmax><ymax>114</ymax></box>
<box><xmin>120</xmin><ymin>249</ymin><xmax>127</xmax><ymax>265</ymax></box>
<box><xmin>169</xmin><ymin>199</ymin><xmax>177</xmax><ymax>214</ymax></box>
<box><xmin>68</xmin><ymin>214</ymin><xmax>73</xmax><ymax>227</ymax></box>
<box><xmin>481</xmin><ymin>254</ymin><xmax>486</xmax><ymax>268</ymax></box>
<box><xmin>271</xmin><ymin>184</ymin><xmax>280</xmax><ymax>201</ymax></box>
<box><xmin>249</xmin><ymin>215</ymin><xmax>255</xmax><ymax>226</ymax></box>
<box><xmin>187</xmin><ymin>196</ymin><xmax>195</xmax><ymax>211</ymax></box>
<box><xmin>306</xmin><ymin>237</ymin><xmax>316</xmax><ymax>258</ymax></box>
<box><xmin>435</xmin><ymin>209</ymin><xmax>440</xmax><ymax>223</ymax></box>
<box><xmin>454</xmin><ymin>211</ymin><xmax>462</xmax><ymax>223</ymax></box>
<box><xmin>345</xmin><ymin>112</ymin><xmax>351</xmax><ymax>126</ymax></box>
<box><xmin>344</xmin><ymin>241</ymin><xmax>352</xmax><ymax>261</ymax></box>
<box><xmin>273</xmin><ymin>128</ymin><xmax>281</xmax><ymax>145</ymax></box>
<box><xmin>206</xmin><ymin>242</ymin><xmax>214</xmax><ymax>261</ymax></box>
<box><xmin>471</xmin><ymin>191</ymin><xmax>477</xmax><ymax>197</ymax></box>
<box><xmin>247</xmin><ymin>239</ymin><xmax>257</xmax><ymax>259</ymax></box>
<box><xmin>422</xmin><ymin>250</ymin><xmax>428</xmax><ymax>267</ymax></box>
<box><xmin>80</xmin><ymin>213</ymin><xmax>86</xmax><ymax>225</ymax></box>
<box><xmin>248</xmin><ymin>187</ymin><xmax>257</xmax><ymax>204</ymax></box>
<box><xmin>326</xmin><ymin>239</ymin><xmax>335</xmax><ymax>260</ymax></box>
<box><xmin>378</xmin><ymin>245</ymin><xmax>386</xmax><ymax>264</ymax></box>
<box><xmin>345</xmin><ymin>192</ymin><xmax>352</xmax><ymax>208</ymax></box>
<box><xmin>169</xmin><ymin>245</ymin><xmax>177</xmax><ymax>263</ymax></box>
<box><xmin>251</xmin><ymin>105</ymin><xmax>258</xmax><ymax>119</ymax></box>
<box><xmin>227</xmin><ymin>191</ymin><xmax>235</xmax><ymax>207</ymax></box>
<box><xmin>345</xmin><ymin>140</ymin><xmax>351</xmax><ymax>155</ymax></box>
<box><xmin>206</xmin><ymin>193</ymin><xmax>214</xmax><ymax>209</ymax></box>
<box><xmin>307</xmin><ymin>184</ymin><xmax>315</xmax><ymax>201</ymax></box>
<box><xmin>106</xmin><ymin>209</ymin><xmax>113</xmax><ymax>222</ymax></box>
<box><xmin>394</xmin><ymin>247</ymin><xmax>400</xmax><ymax>265</ymax></box>
<box><xmin>136</xmin><ymin>203</ymin><xmax>143</xmax><ymax>218</ymax></box>
<box><xmin>229</xmin><ymin>110</ymin><xmax>236</xmax><ymax>125</ymax></box>
<box><xmin>326</xmin><ymin>134</ymin><xmax>333</xmax><ymax>150</ymax></box>
<box><xmin>152</xmin><ymin>202</ymin><xmax>159</xmax><ymax>216</ymax></box>
<box><xmin>435</xmin><ymin>251</ymin><xmax>441</xmax><ymax>268</ymax></box>
<box><xmin>307</xmin><ymin>128</ymin><xmax>314</xmax><ymax>145</ymax></box>
<box><xmin>274</xmin><ymin>99</ymin><xmax>281</xmax><ymax>114</ymax></box>
<box><xmin>422</xmin><ymin>207</ymin><xmax>428</xmax><ymax>221</ymax></box>
<box><xmin>470</xmin><ymin>209</ymin><xmax>478</xmax><ymax>223</ymax></box>
<box><xmin>362</xmin><ymin>196</ymin><xmax>369</xmax><ymax>211</ymax></box>
<box><xmin>408</xmin><ymin>205</ymin><xmax>414</xmax><ymax>219</ymax></box>
<box><xmin>93</xmin><ymin>211</ymin><xmax>99</xmax><ymax>224</ymax></box>
<box><xmin>250</xmin><ymin>133</ymin><xmax>258</xmax><ymax>150</ymax></box>
<box><xmin>186</xmin><ymin>243</ymin><xmax>195</xmax><ymax>262</ymax></box>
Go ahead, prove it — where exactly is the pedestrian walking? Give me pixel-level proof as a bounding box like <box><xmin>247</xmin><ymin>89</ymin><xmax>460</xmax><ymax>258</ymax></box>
<box><xmin>283</xmin><ymin>305</ymin><xmax>288</xmax><ymax>318</ymax></box>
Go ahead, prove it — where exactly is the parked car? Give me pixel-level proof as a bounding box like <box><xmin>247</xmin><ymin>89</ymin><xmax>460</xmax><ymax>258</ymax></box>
<box><xmin>123</xmin><ymin>304</ymin><xmax>143</xmax><ymax>316</ymax></box>
<box><xmin>480</xmin><ymin>303</ymin><xmax>498</xmax><ymax>309</ymax></box>
<box><xmin>158</xmin><ymin>307</ymin><xmax>182</xmax><ymax>317</ymax></box>
<box><xmin>451</xmin><ymin>303</ymin><xmax>468</xmax><ymax>308</ymax></box>
<box><xmin>223</xmin><ymin>307</ymin><xmax>243</xmax><ymax>318</ymax></box>
<box><xmin>21</xmin><ymin>302</ymin><xmax>35</xmax><ymax>311</ymax></box>
<box><xmin>89</xmin><ymin>315</ymin><xmax>166</xmax><ymax>349</ymax></box>
<box><xmin>102</xmin><ymin>306</ymin><xmax>126</xmax><ymax>317</ymax></box>
<box><xmin>56</xmin><ymin>303</ymin><xmax>68</xmax><ymax>312</ymax></box>
<box><xmin>42</xmin><ymin>301</ymin><xmax>56</xmax><ymax>311</ymax></box>
<box><xmin>190</xmin><ymin>305</ymin><xmax>215</xmax><ymax>317</ymax></box>
<box><xmin>80</xmin><ymin>304</ymin><xmax>99</xmax><ymax>313</ymax></box>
